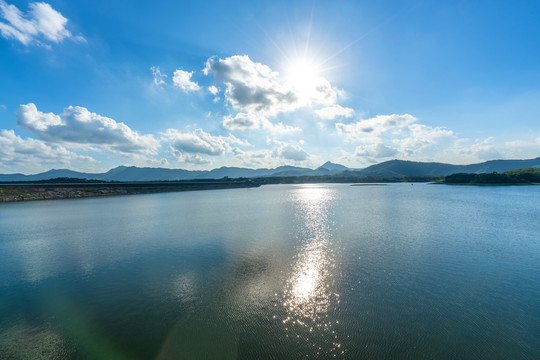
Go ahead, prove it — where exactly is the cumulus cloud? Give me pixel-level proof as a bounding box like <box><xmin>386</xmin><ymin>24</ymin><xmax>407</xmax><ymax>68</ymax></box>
<box><xmin>229</xmin><ymin>140</ymin><xmax>310</xmax><ymax>167</ymax></box>
<box><xmin>204</xmin><ymin>55</ymin><xmax>298</xmax><ymax>115</ymax></box>
<box><xmin>143</xmin><ymin>157</ymin><xmax>170</xmax><ymax>167</ymax></box>
<box><xmin>337</xmin><ymin>113</ymin><xmax>461</xmax><ymax>164</ymax></box>
<box><xmin>208</xmin><ymin>85</ymin><xmax>219</xmax><ymax>95</ymax></box>
<box><xmin>336</xmin><ymin>114</ymin><xmax>417</xmax><ymax>140</ymax></box>
<box><xmin>167</xmin><ymin>145</ymin><xmax>211</xmax><ymax>165</ymax></box>
<box><xmin>315</xmin><ymin>104</ymin><xmax>354</xmax><ymax>120</ymax></box>
<box><xmin>150</xmin><ymin>66</ymin><xmax>167</xmax><ymax>87</ymax></box>
<box><xmin>269</xmin><ymin>139</ymin><xmax>309</xmax><ymax>162</ymax></box>
<box><xmin>204</xmin><ymin>55</ymin><xmax>346</xmax><ymax>133</ymax></box>
<box><xmin>0</xmin><ymin>129</ymin><xmax>94</xmax><ymax>171</ymax></box>
<box><xmin>276</xmin><ymin>143</ymin><xmax>309</xmax><ymax>161</ymax></box>
<box><xmin>162</xmin><ymin>128</ymin><xmax>248</xmax><ymax>158</ymax></box>
<box><xmin>338</xmin><ymin>113</ymin><xmax>517</xmax><ymax>165</ymax></box>
<box><xmin>172</xmin><ymin>69</ymin><xmax>200</xmax><ymax>92</ymax></box>
<box><xmin>0</xmin><ymin>1</ymin><xmax>84</xmax><ymax>46</ymax></box>
<box><xmin>222</xmin><ymin>112</ymin><xmax>301</xmax><ymax>134</ymax></box>
<box><xmin>447</xmin><ymin>137</ymin><xmax>501</xmax><ymax>161</ymax></box>
<box><xmin>228</xmin><ymin>148</ymin><xmax>271</xmax><ymax>168</ymax></box>
<box><xmin>355</xmin><ymin>143</ymin><xmax>398</xmax><ymax>158</ymax></box>
<box><xmin>17</xmin><ymin>103</ymin><xmax>159</xmax><ymax>154</ymax></box>
<box><xmin>223</xmin><ymin>113</ymin><xmax>263</xmax><ymax>131</ymax></box>
<box><xmin>394</xmin><ymin>123</ymin><xmax>454</xmax><ymax>154</ymax></box>
<box><xmin>162</xmin><ymin>129</ymin><xmax>226</xmax><ymax>156</ymax></box>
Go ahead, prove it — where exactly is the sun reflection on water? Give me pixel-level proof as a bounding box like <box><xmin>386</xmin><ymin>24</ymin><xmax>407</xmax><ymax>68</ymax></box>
<box><xmin>279</xmin><ymin>185</ymin><xmax>345</xmax><ymax>356</ymax></box>
<box><xmin>285</xmin><ymin>239</ymin><xmax>332</xmax><ymax>318</ymax></box>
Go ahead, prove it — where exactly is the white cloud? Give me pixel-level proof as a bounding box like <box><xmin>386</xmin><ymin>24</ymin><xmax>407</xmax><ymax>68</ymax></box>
<box><xmin>222</xmin><ymin>112</ymin><xmax>301</xmax><ymax>134</ymax></box>
<box><xmin>337</xmin><ymin>113</ymin><xmax>528</xmax><ymax>166</ymax></box>
<box><xmin>0</xmin><ymin>129</ymin><xmax>94</xmax><ymax>171</ymax></box>
<box><xmin>394</xmin><ymin>123</ymin><xmax>454</xmax><ymax>154</ymax></box>
<box><xmin>446</xmin><ymin>137</ymin><xmax>501</xmax><ymax>162</ymax></box>
<box><xmin>269</xmin><ymin>122</ymin><xmax>302</xmax><ymax>135</ymax></box>
<box><xmin>204</xmin><ymin>55</ymin><xmax>298</xmax><ymax>115</ymax></box>
<box><xmin>230</xmin><ymin>141</ymin><xmax>310</xmax><ymax>167</ymax></box>
<box><xmin>204</xmin><ymin>55</ymin><xmax>345</xmax><ymax>134</ymax></box>
<box><xmin>336</xmin><ymin>113</ymin><xmax>465</xmax><ymax>164</ymax></box>
<box><xmin>268</xmin><ymin>139</ymin><xmax>310</xmax><ymax>162</ymax></box>
<box><xmin>355</xmin><ymin>143</ymin><xmax>398</xmax><ymax>158</ymax></box>
<box><xmin>162</xmin><ymin>128</ymin><xmax>248</xmax><ymax>157</ymax></box>
<box><xmin>142</xmin><ymin>157</ymin><xmax>169</xmax><ymax>167</ymax></box>
<box><xmin>498</xmin><ymin>139</ymin><xmax>540</xmax><ymax>160</ymax></box>
<box><xmin>336</xmin><ymin>114</ymin><xmax>417</xmax><ymax>140</ymax></box>
<box><xmin>0</xmin><ymin>1</ymin><xmax>84</xmax><ymax>46</ymax></box>
<box><xmin>172</xmin><ymin>69</ymin><xmax>200</xmax><ymax>92</ymax></box>
<box><xmin>150</xmin><ymin>66</ymin><xmax>167</xmax><ymax>87</ymax></box>
<box><xmin>223</xmin><ymin>113</ymin><xmax>263</xmax><ymax>131</ymax></box>
<box><xmin>315</xmin><ymin>105</ymin><xmax>354</xmax><ymax>120</ymax></box>
<box><xmin>468</xmin><ymin>138</ymin><xmax>502</xmax><ymax>160</ymax></box>
<box><xmin>208</xmin><ymin>85</ymin><xmax>219</xmax><ymax>95</ymax></box>
<box><xmin>229</xmin><ymin>148</ymin><xmax>271</xmax><ymax>168</ymax></box>
<box><xmin>275</xmin><ymin>143</ymin><xmax>309</xmax><ymax>161</ymax></box>
<box><xmin>167</xmin><ymin>145</ymin><xmax>211</xmax><ymax>165</ymax></box>
<box><xmin>0</xmin><ymin>104</ymin><xmax>6</xmax><ymax>110</ymax></box>
<box><xmin>163</xmin><ymin>129</ymin><xmax>225</xmax><ymax>155</ymax></box>
<box><xmin>17</xmin><ymin>103</ymin><xmax>159</xmax><ymax>155</ymax></box>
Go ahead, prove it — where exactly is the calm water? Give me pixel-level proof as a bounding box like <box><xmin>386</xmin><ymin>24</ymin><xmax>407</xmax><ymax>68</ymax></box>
<box><xmin>1</xmin><ymin>183</ymin><xmax>539</xmax><ymax>359</ymax></box>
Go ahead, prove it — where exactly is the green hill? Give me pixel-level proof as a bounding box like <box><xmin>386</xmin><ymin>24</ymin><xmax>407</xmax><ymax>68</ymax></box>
<box><xmin>443</xmin><ymin>167</ymin><xmax>540</xmax><ymax>185</ymax></box>
<box><xmin>503</xmin><ymin>167</ymin><xmax>540</xmax><ymax>175</ymax></box>
<box><xmin>353</xmin><ymin>158</ymin><xmax>540</xmax><ymax>177</ymax></box>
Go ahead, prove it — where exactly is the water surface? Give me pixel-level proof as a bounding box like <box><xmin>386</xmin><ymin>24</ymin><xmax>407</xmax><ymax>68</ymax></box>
<box><xmin>1</xmin><ymin>183</ymin><xmax>539</xmax><ymax>359</ymax></box>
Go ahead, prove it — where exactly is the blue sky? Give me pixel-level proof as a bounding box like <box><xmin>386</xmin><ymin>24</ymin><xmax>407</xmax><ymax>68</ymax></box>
<box><xmin>1</xmin><ymin>0</ymin><xmax>539</xmax><ymax>174</ymax></box>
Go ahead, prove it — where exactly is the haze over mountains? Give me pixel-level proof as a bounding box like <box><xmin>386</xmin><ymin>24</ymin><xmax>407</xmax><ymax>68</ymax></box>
<box><xmin>1</xmin><ymin>158</ymin><xmax>539</xmax><ymax>182</ymax></box>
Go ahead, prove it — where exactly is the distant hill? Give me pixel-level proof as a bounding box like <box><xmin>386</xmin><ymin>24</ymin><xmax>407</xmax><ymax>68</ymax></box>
<box><xmin>444</xmin><ymin>167</ymin><xmax>540</xmax><ymax>185</ymax></box>
<box><xmin>503</xmin><ymin>167</ymin><xmax>540</xmax><ymax>176</ymax></box>
<box><xmin>1</xmin><ymin>157</ymin><xmax>539</xmax><ymax>182</ymax></box>
<box><xmin>349</xmin><ymin>158</ymin><xmax>540</xmax><ymax>177</ymax></box>
<box><xmin>0</xmin><ymin>169</ymin><xmax>103</xmax><ymax>182</ymax></box>
<box><xmin>317</xmin><ymin>161</ymin><xmax>350</xmax><ymax>173</ymax></box>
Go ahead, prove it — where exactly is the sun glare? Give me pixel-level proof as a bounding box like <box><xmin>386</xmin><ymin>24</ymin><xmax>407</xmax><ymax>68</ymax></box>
<box><xmin>286</xmin><ymin>60</ymin><xmax>318</xmax><ymax>85</ymax></box>
<box><xmin>284</xmin><ymin>58</ymin><xmax>321</xmax><ymax>97</ymax></box>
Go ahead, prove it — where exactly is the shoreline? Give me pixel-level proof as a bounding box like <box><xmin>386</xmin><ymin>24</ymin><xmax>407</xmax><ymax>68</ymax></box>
<box><xmin>0</xmin><ymin>181</ymin><xmax>260</xmax><ymax>203</ymax></box>
<box><xmin>433</xmin><ymin>181</ymin><xmax>540</xmax><ymax>186</ymax></box>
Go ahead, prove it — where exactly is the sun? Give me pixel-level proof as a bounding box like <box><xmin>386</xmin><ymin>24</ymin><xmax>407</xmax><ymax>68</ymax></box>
<box><xmin>284</xmin><ymin>58</ymin><xmax>322</xmax><ymax>100</ymax></box>
<box><xmin>286</xmin><ymin>59</ymin><xmax>318</xmax><ymax>86</ymax></box>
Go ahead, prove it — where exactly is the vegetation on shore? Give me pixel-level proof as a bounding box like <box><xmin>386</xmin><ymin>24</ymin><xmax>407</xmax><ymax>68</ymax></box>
<box><xmin>251</xmin><ymin>175</ymin><xmax>442</xmax><ymax>184</ymax></box>
<box><xmin>2</xmin><ymin>167</ymin><xmax>538</xmax><ymax>202</ymax></box>
<box><xmin>0</xmin><ymin>175</ymin><xmax>444</xmax><ymax>203</ymax></box>
<box><xmin>440</xmin><ymin>167</ymin><xmax>540</xmax><ymax>185</ymax></box>
<box><xmin>0</xmin><ymin>178</ymin><xmax>259</xmax><ymax>203</ymax></box>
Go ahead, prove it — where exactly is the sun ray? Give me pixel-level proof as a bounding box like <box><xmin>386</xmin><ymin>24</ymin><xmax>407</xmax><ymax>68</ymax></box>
<box><xmin>320</xmin><ymin>12</ymin><xmax>401</xmax><ymax>67</ymax></box>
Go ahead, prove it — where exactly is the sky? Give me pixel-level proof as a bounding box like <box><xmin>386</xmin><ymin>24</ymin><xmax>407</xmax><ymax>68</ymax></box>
<box><xmin>1</xmin><ymin>0</ymin><xmax>539</xmax><ymax>174</ymax></box>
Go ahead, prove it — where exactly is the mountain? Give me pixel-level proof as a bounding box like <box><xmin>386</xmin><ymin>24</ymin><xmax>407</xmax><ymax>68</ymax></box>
<box><xmin>316</xmin><ymin>161</ymin><xmax>350</xmax><ymax>173</ymax></box>
<box><xmin>1</xmin><ymin>158</ymin><xmax>539</xmax><ymax>182</ymax></box>
<box><xmin>97</xmin><ymin>166</ymin><xmax>202</xmax><ymax>181</ymax></box>
<box><xmin>351</xmin><ymin>160</ymin><xmax>461</xmax><ymax>177</ymax></box>
<box><xmin>198</xmin><ymin>166</ymin><xmax>272</xmax><ymax>179</ymax></box>
<box><xmin>0</xmin><ymin>169</ymin><xmax>101</xmax><ymax>182</ymax></box>
<box><xmin>351</xmin><ymin>158</ymin><xmax>540</xmax><ymax>177</ymax></box>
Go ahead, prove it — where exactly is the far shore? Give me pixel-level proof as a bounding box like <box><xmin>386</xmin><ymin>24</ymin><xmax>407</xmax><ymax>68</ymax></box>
<box><xmin>436</xmin><ymin>182</ymin><xmax>540</xmax><ymax>186</ymax></box>
<box><xmin>0</xmin><ymin>180</ymin><xmax>260</xmax><ymax>203</ymax></box>
<box><xmin>351</xmin><ymin>183</ymin><xmax>388</xmax><ymax>186</ymax></box>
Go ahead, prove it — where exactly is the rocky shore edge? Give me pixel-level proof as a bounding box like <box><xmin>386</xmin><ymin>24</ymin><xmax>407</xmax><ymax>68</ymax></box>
<box><xmin>0</xmin><ymin>181</ymin><xmax>260</xmax><ymax>203</ymax></box>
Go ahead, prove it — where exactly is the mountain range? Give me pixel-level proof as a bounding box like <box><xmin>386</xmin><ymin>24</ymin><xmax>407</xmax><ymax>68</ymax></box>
<box><xmin>1</xmin><ymin>158</ymin><xmax>539</xmax><ymax>182</ymax></box>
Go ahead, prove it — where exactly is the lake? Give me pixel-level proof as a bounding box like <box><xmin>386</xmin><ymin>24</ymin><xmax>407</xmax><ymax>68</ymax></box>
<box><xmin>1</xmin><ymin>183</ymin><xmax>539</xmax><ymax>359</ymax></box>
